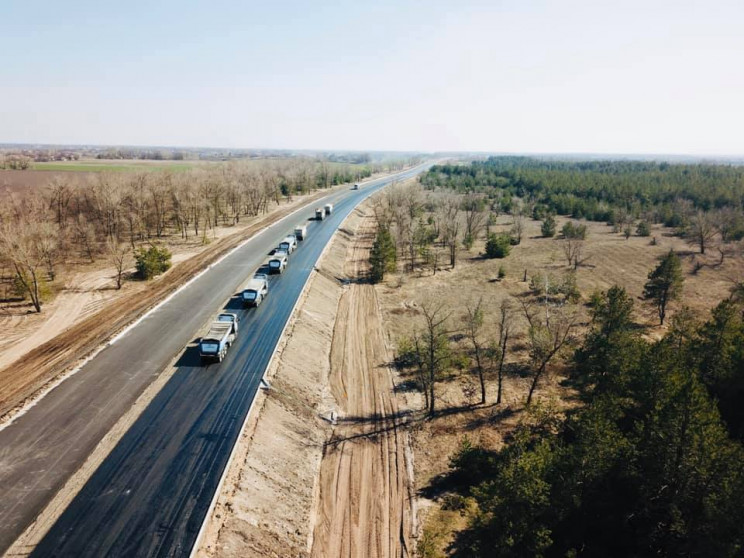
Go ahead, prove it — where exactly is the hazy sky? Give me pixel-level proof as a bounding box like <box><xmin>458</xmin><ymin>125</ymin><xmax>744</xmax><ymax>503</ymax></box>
<box><xmin>1</xmin><ymin>0</ymin><xmax>743</xmax><ymax>154</ymax></box>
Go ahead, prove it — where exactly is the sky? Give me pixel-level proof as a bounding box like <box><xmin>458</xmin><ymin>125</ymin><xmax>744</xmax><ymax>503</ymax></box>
<box><xmin>1</xmin><ymin>0</ymin><xmax>743</xmax><ymax>155</ymax></box>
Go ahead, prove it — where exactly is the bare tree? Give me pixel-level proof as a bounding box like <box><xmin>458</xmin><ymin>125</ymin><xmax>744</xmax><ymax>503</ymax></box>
<box><xmin>688</xmin><ymin>210</ymin><xmax>716</xmax><ymax>255</ymax></box>
<box><xmin>35</xmin><ymin>221</ymin><xmax>60</xmax><ymax>281</ymax></box>
<box><xmin>106</xmin><ymin>238</ymin><xmax>131</xmax><ymax>289</ymax></box>
<box><xmin>402</xmin><ymin>183</ymin><xmax>424</xmax><ymax>271</ymax></box>
<box><xmin>463</xmin><ymin>298</ymin><xmax>488</xmax><ymax>405</ymax></box>
<box><xmin>495</xmin><ymin>299</ymin><xmax>513</xmax><ymax>405</ymax></box>
<box><xmin>716</xmin><ymin>207</ymin><xmax>743</xmax><ymax>243</ymax></box>
<box><xmin>463</xmin><ymin>193</ymin><xmax>486</xmax><ymax>250</ymax></box>
<box><xmin>0</xmin><ymin>219</ymin><xmax>56</xmax><ymax>313</ymax></box>
<box><xmin>47</xmin><ymin>176</ymin><xmax>74</xmax><ymax>229</ymax></box>
<box><xmin>419</xmin><ymin>301</ymin><xmax>452</xmax><ymax>414</ymax></box>
<box><xmin>562</xmin><ymin>237</ymin><xmax>586</xmax><ymax>269</ymax></box>
<box><xmin>71</xmin><ymin>214</ymin><xmax>98</xmax><ymax>262</ymax></box>
<box><xmin>439</xmin><ymin>195</ymin><xmax>461</xmax><ymax>268</ymax></box>
<box><xmin>526</xmin><ymin>307</ymin><xmax>578</xmax><ymax>404</ymax></box>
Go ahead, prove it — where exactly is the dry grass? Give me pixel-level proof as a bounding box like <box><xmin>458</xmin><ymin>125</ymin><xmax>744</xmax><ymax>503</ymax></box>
<box><xmin>374</xmin><ymin>211</ymin><xmax>744</xmax><ymax>555</ymax></box>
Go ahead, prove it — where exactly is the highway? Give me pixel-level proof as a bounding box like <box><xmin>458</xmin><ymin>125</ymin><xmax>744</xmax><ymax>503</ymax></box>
<box><xmin>0</xmin><ymin>164</ymin><xmax>429</xmax><ymax>557</ymax></box>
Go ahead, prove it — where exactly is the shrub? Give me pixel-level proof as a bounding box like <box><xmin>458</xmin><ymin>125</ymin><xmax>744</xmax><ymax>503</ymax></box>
<box><xmin>541</xmin><ymin>214</ymin><xmax>556</xmax><ymax>237</ymax></box>
<box><xmin>636</xmin><ymin>220</ymin><xmax>651</xmax><ymax>237</ymax></box>
<box><xmin>498</xmin><ymin>265</ymin><xmax>506</xmax><ymax>279</ymax></box>
<box><xmin>562</xmin><ymin>221</ymin><xmax>587</xmax><ymax>240</ymax></box>
<box><xmin>485</xmin><ymin>233</ymin><xmax>511</xmax><ymax>258</ymax></box>
<box><xmin>134</xmin><ymin>245</ymin><xmax>172</xmax><ymax>280</ymax></box>
<box><xmin>12</xmin><ymin>271</ymin><xmax>52</xmax><ymax>303</ymax></box>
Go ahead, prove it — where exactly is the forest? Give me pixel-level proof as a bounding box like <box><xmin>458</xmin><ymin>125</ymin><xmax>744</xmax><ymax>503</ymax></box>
<box><xmin>422</xmin><ymin>157</ymin><xmax>744</xmax><ymax>238</ymax></box>
<box><xmin>447</xmin><ymin>289</ymin><xmax>744</xmax><ymax>557</ymax></box>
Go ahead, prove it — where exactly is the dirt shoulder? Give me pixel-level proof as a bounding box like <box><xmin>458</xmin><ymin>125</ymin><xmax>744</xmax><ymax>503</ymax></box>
<box><xmin>310</xmin><ymin>209</ymin><xmax>413</xmax><ymax>558</ymax></box>
<box><xmin>0</xmin><ymin>185</ymin><xmax>346</xmax><ymax>420</ymax></box>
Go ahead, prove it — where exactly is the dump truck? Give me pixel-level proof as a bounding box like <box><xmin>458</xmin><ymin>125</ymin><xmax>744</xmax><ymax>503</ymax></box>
<box><xmin>324</xmin><ymin>203</ymin><xmax>333</xmax><ymax>216</ymax></box>
<box><xmin>315</xmin><ymin>207</ymin><xmax>325</xmax><ymax>221</ymax></box>
<box><xmin>294</xmin><ymin>224</ymin><xmax>308</xmax><ymax>240</ymax></box>
<box><xmin>268</xmin><ymin>250</ymin><xmax>288</xmax><ymax>274</ymax></box>
<box><xmin>216</xmin><ymin>312</ymin><xmax>239</xmax><ymax>333</ymax></box>
<box><xmin>279</xmin><ymin>234</ymin><xmax>297</xmax><ymax>254</ymax></box>
<box><xmin>199</xmin><ymin>315</ymin><xmax>238</xmax><ymax>363</ymax></box>
<box><xmin>241</xmin><ymin>276</ymin><xmax>268</xmax><ymax>307</ymax></box>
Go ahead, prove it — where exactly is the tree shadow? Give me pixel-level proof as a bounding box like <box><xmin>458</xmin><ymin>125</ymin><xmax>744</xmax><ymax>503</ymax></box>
<box><xmin>465</xmin><ymin>404</ymin><xmax>518</xmax><ymax>431</ymax></box>
<box><xmin>393</xmin><ymin>379</ymin><xmax>420</xmax><ymax>393</ymax></box>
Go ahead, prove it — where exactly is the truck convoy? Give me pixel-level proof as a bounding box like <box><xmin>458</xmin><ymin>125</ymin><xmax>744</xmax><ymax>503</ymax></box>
<box><xmin>279</xmin><ymin>234</ymin><xmax>297</xmax><ymax>254</ymax></box>
<box><xmin>198</xmin><ymin>216</ymin><xmax>313</xmax><ymax>366</ymax></box>
<box><xmin>241</xmin><ymin>275</ymin><xmax>268</xmax><ymax>307</ymax></box>
<box><xmin>315</xmin><ymin>207</ymin><xmax>325</xmax><ymax>221</ymax></box>
<box><xmin>324</xmin><ymin>203</ymin><xmax>333</xmax><ymax>216</ymax></box>
<box><xmin>199</xmin><ymin>312</ymin><xmax>239</xmax><ymax>363</ymax></box>
<box><xmin>268</xmin><ymin>250</ymin><xmax>288</xmax><ymax>274</ymax></box>
<box><xmin>294</xmin><ymin>224</ymin><xmax>308</xmax><ymax>240</ymax></box>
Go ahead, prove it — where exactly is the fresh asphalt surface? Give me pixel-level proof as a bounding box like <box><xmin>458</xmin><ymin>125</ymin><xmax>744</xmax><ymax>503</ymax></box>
<box><xmin>0</xmin><ymin>164</ymin><xmax>429</xmax><ymax>557</ymax></box>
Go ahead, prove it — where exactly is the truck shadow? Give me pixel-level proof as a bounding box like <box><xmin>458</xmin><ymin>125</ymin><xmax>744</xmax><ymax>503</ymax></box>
<box><xmin>224</xmin><ymin>296</ymin><xmax>244</xmax><ymax>311</ymax></box>
<box><xmin>175</xmin><ymin>345</ymin><xmax>204</xmax><ymax>368</ymax></box>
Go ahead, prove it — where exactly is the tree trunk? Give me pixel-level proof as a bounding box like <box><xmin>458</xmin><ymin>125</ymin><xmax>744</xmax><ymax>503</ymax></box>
<box><xmin>527</xmin><ymin>363</ymin><xmax>547</xmax><ymax>405</ymax></box>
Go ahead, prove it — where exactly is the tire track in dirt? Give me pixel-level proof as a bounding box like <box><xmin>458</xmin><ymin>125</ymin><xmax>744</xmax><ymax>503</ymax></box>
<box><xmin>311</xmin><ymin>211</ymin><xmax>412</xmax><ymax>558</ymax></box>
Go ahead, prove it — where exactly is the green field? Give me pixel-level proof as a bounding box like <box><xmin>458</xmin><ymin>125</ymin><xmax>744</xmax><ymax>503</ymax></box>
<box><xmin>31</xmin><ymin>161</ymin><xmax>195</xmax><ymax>173</ymax></box>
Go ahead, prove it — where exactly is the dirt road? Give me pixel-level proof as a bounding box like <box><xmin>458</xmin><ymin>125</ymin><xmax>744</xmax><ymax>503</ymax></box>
<box><xmin>311</xmin><ymin>213</ymin><xmax>413</xmax><ymax>558</ymax></box>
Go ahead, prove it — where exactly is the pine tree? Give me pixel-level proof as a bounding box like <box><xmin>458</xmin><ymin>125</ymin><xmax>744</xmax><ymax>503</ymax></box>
<box><xmin>369</xmin><ymin>226</ymin><xmax>396</xmax><ymax>283</ymax></box>
<box><xmin>643</xmin><ymin>250</ymin><xmax>683</xmax><ymax>325</ymax></box>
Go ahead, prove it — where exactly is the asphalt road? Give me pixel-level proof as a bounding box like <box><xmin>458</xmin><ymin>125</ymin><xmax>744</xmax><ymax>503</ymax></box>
<box><xmin>0</xmin><ymin>164</ymin><xmax>430</xmax><ymax>557</ymax></box>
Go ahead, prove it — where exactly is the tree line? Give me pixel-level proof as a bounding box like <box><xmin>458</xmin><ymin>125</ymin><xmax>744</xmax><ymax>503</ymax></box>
<box><xmin>0</xmin><ymin>159</ymin><xmax>371</xmax><ymax>311</ymax></box>
<box><xmin>422</xmin><ymin>157</ymin><xmax>744</xmax><ymax>245</ymax></box>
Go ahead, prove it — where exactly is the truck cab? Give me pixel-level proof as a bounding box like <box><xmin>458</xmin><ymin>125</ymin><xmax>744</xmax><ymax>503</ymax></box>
<box><xmin>315</xmin><ymin>207</ymin><xmax>325</xmax><ymax>221</ymax></box>
<box><xmin>324</xmin><ymin>203</ymin><xmax>333</xmax><ymax>216</ymax></box>
<box><xmin>352</xmin><ymin>183</ymin><xmax>360</xmax><ymax>190</ymax></box>
<box><xmin>268</xmin><ymin>251</ymin><xmax>288</xmax><ymax>274</ymax></box>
